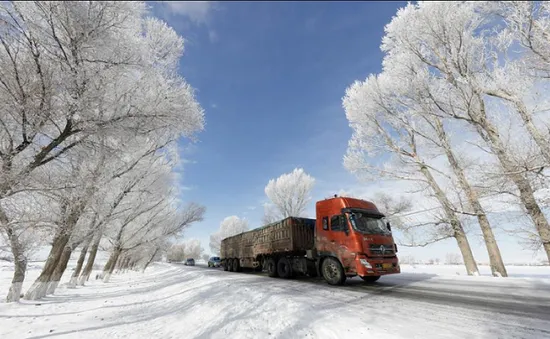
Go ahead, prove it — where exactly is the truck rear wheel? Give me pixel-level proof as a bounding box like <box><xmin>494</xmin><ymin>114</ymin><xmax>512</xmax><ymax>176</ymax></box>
<box><xmin>361</xmin><ymin>276</ymin><xmax>380</xmax><ymax>283</ymax></box>
<box><xmin>233</xmin><ymin>258</ymin><xmax>241</xmax><ymax>272</ymax></box>
<box><xmin>321</xmin><ymin>257</ymin><xmax>346</xmax><ymax>285</ymax></box>
<box><xmin>223</xmin><ymin>261</ymin><xmax>229</xmax><ymax>271</ymax></box>
<box><xmin>266</xmin><ymin>257</ymin><xmax>278</xmax><ymax>277</ymax></box>
<box><xmin>277</xmin><ymin>257</ymin><xmax>293</xmax><ymax>279</ymax></box>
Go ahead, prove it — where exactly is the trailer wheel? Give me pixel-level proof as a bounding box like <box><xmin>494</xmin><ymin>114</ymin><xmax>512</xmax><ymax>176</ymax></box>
<box><xmin>361</xmin><ymin>276</ymin><xmax>380</xmax><ymax>283</ymax></box>
<box><xmin>227</xmin><ymin>259</ymin><xmax>234</xmax><ymax>272</ymax></box>
<box><xmin>277</xmin><ymin>257</ymin><xmax>293</xmax><ymax>279</ymax></box>
<box><xmin>233</xmin><ymin>258</ymin><xmax>241</xmax><ymax>272</ymax></box>
<box><xmin>321</xmin><ymin>257</ymin><xmax>346</xmax><ymax>285</ymax></box>
<box><xmin>266</xmin><ymin>257</ymin><xmax>278</xmax><ymax>277</ymax></box>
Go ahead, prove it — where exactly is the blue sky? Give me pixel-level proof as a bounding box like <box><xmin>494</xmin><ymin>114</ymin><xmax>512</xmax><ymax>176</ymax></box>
<box><xmin>149</xmin><ymin>1</ymin><xmax>546</xmax><ymax>264</ymax></box>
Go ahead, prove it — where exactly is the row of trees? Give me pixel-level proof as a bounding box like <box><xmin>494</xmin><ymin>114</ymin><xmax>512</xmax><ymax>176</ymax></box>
<box><xmin>0</xmin><ymin>1</ymin><xmax>205</xmax><ymax>302</ymax></box>
<box><xmin>399</xmin><ymin>254</ymin><xmax>463</xmax><ymax>266</ymax></box>
<box><xmin>166</xmin><ymin>239</ymin><xmax>204</xmax><ymax>262</ymax></box>
<box><xmin>343</xmin><ymin>1</ymin><xmax>550</xmax><ymax>276</ymax></box>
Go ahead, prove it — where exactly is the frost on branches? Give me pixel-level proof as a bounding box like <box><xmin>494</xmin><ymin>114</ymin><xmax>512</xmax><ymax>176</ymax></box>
<box><xmin>210</xmin><ymin>216</ymin><xmax>249</xmax><ymax>255</ymax></box>
<box><xmin>0</xmin><ymin>1</ymin><xmax>205</xmax><ymax>302</ymax></box>
<box><xmin>343</xmin><ymin>1</ymin><xmax>550</xmax><ymax>273</ymax></box>
<box><xmin>183</xmin><ymin>239</ymin><xmax>204</xmax><ymax>260</ymax></box>
<box><xmin>166</xmin><ymin>239</ymin><xmax>203</xmax><ymax>262</ymax></box>
<box><xmin>263</xmin><ymin>168</ymin><xmax>315</xmax><ymax>224</ymax></box>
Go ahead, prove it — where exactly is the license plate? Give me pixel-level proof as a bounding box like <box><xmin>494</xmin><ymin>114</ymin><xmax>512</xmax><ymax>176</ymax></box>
<box><xmin>382</xmin><ymin>263</ymin><xmax>392</xmax><ymax>269</ymax></box>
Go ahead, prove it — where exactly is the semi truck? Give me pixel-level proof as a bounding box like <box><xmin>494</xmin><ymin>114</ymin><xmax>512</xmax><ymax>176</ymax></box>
<box><xmin>220</xmin><ymin>195</ymin><xmax>400</xmax><ymax>285</ymax></box>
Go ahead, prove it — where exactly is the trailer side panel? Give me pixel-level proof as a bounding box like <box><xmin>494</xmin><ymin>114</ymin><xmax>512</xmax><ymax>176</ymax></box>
<box><xmin>221</xmin><ymin>217</ymin><xmax>315</xmax><ymax>261</ymax></box>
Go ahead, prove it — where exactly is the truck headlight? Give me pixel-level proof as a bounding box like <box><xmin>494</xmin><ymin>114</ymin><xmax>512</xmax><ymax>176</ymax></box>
<box><xmin>359</xmin><ymin>259</ymin><xmax>372</xmax><ymax>268</ymax></box>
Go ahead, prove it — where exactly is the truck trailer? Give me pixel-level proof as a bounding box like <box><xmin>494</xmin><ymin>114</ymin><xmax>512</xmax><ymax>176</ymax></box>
<box><xmin>220</xmin><ymin>195</ymin><xmax>400</xmax><ymax>285</ymax></box>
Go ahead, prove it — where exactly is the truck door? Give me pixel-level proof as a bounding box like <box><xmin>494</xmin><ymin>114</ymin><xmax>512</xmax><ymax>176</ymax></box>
<box><xmin>318</xmin><ymin>214</ymin><xmax>356</xmax><ymax>273</ymax></box>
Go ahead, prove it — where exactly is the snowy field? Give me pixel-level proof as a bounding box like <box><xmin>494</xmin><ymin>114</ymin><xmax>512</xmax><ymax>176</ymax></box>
<box><xmin>0</xmin><ymin>256</ymin><xmax>549</xmax><ymax>339</ymax></box>
<box><xmin>400</xmin><ymin>264</ymin><xmax>550</xmax><ymax>280</ymax></box>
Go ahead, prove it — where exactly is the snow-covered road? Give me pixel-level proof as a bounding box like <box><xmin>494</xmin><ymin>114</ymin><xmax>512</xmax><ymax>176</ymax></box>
<box><xmin>1</xmin><ymin>263</ymin><xmax>549</xmax><ymax>339</ymax></box>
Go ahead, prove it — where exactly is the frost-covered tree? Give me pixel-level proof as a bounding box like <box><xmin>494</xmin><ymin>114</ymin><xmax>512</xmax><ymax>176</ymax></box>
<box><xmin>209</xmin><ymin>216</ymin><xmax>249</xmax><ymax>255</ymax></box>
<box><xmin>183</xmin><ymin>238</ymin><xmax>203</xmax><ymax>260</ymax></box>
<box><xmin>343</xmin><ymin>73</ymin><xmax>480</xmax><ymax>275</ymax></box>
<box><xmin>347</xmin><ymin>19</ymin><xmax>507</xmax><ymax>276</ymax></box>
<box><xmin>483</xmin><ymin>2</ymin><xmax>550</xmax><ymax>81</ymax></box>
<box><xmin>380</xmin><ymin>1</ymin><xmax>550</xmax><ymax>262</ymax></box>
<box><xmin>445</xmin><ymin>253</ymin><xmax>463</xmax><ymax>265</ymax></box>
<box><xmin>101</xmin><ymin>183</ymin><xmax>205</xmax><ymax>282</ymax></box>
<box><xmin>263</xmin><ymin>168</ymin><xmax>315</xmax><ymax>222</ymax></box>
<box><xmin>167</xmin><ymin>243</ymin><xmax>186</xmax><ymax>262</ymax></box>
<box><xmin>371</xmin><ymin>192</ymin><xmax>412</xmax><ymax>229</ymax></box>
<box><xmin>0</xmin><ymin>1</ymin><xmax>205</xmax><ymax>302</ymax></box>
<box><xmin>0</xmin><ymin>191</ymin><xmax>53</xmax><ymax>301</ymax></box>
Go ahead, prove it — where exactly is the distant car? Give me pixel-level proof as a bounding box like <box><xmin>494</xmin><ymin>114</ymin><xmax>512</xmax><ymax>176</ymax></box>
<box><xmin>184</xmin><ymin>258</ymin><xmax>195</xmax><ymax>266</ymax></box>
<box><xmin>208</xmin><ymin>256</ymin><xmax>221</xmax><ymax>268</ymax></box>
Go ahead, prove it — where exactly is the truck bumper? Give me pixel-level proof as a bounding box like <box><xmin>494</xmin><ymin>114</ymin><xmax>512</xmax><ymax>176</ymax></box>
<box><xmin>355</xmin><ymin>255</ymin><xmax>400</xmax><ymax>276</ymax></box>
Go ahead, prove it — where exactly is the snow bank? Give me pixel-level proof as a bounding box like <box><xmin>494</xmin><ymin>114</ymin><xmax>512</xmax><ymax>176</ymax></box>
<box><xmin>0</xmin><ymin>248</ymin><xmax>111</xmax><ymax>298</ymax></box>
<box><xmin>0</xmin><ymin>263</ymin><xmax>548</xmax><ymax>338</ymax></box>
<box><xmin>400</xmin><ymin>264</ymin><xmax>550</xmax><ymax>280</ymax></box>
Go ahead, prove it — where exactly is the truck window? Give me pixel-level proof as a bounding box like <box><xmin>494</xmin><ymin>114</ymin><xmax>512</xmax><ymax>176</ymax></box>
<box><xmin>330</xmin><ymin>215</ymin><xmax>347</xmax><ymax>232</ymax></box>
<box><xmin>322</xmin><ymin>217</ymin><xmax>328</xmax><ymax>230</ymax></box>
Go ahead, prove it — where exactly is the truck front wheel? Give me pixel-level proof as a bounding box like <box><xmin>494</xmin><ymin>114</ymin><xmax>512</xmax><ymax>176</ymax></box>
<box><xmin>321</xmin><ymin>257</ymin><xmax>346</xmax><ymax>285</ymax></box>
<box><xmin>277</xmin><ymin>257</ymin><xmax>293</xmax><ymax>279</ymax></box>
<box><xmin>266</xmin><ymin>257</ymin><xmax>278</xmax><ymax>277</ymax></box>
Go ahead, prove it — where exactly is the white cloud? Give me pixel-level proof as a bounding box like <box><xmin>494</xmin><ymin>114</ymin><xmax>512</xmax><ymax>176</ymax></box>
<box><xmin>211</xmin><ymin>103</ymin><xmax>218</xmax><ymax>109</ymax></box>
<box><xmin>163</xmin><ymin>1</ymin><xmax>215</xmax><ymax>25</ymax></box>
<box><xmin>246</xmin><ymin>206</ymin><xmax>257</xmax><ymax>211</ymax></box>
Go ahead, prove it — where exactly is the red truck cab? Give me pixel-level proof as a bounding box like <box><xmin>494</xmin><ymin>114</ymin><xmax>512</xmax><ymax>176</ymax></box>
<box><xmin>314</xmin><ymin>196</ymin><xmax>400</xmax><ymax>283</ymax></box>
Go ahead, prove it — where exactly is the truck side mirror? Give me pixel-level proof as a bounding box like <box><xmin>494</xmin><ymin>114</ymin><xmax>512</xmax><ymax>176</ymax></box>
<box><xmin>386</xmin><ymin>222</ymin><xmax>392</xmax><ymax>232</ymax></box>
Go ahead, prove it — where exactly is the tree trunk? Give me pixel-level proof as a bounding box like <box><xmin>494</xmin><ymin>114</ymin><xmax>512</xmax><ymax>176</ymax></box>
<box><xmin>79</xmin><ymin>233</ymin><xmax>101</xmax><ymax>285</ymax></box>
<box><xmin>477</xmin><ymin>99</ymin><xmax>550</xmax><ymax>262</ymax></box>
<box><xmin>433</xmin><ymin>118</ymin><xmax>507</xmax><ymax>277</ymax></box>
<box><xmin>418</xmin><ymin>164</ymin><xmax>479</xmax><ymax>275</ymax></box>
<box><xmin>510</xmin><ymin>99</ymin><xmax>550</xmax><ymax>164</ymax></box>
<box><xmin>0</xmin><ymin>206</ymin><xmax>28</xmax><ymax>303</ymax></box>
<box><xmin>103</xmin><ymin>248</ymin><xmax>122</xmax><ymax>283</ymax></box>
<box><xmin>25</xmin><ymin>232</ymin><xmax>70</xmax><ymax>300</ymax></box>
<box><xmin>45</xmin><ymin>244</ymin><xmax>73</xmax><ymax>295</ymax></box>
<box><xmin>115</xmin><ymin>255</ymin><xmax>128</xmax><ymax>273</ymax></box>
<box><xmin>121</xmin><ymin>257</ymin><xmax>131</xmax><ymax>273</ymax></box>
<box><xmin>5</xmin><ymin>228</ymin><xmax>27</xmax><ymax>302</ymax></box>
<box><xmin>6</xmin><ymin>253</ymin><xmax>27</xmax><ymax>303</ymax></box>
<box><xmin>142</xmin><ymin>248</ymin><xmax>159</xmax><ymax>273</ymax></box>
<box><xmin>68</xmin><ymin>242</ymin><xmax>90</xmax><ymax>288</ymax></box>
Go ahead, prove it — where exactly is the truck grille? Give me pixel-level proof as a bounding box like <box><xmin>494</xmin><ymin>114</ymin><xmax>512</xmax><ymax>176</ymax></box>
<box><xmin>369</xmin><ymin>244</ymin><xmax>395</xmax><ymax>256</ymax></box>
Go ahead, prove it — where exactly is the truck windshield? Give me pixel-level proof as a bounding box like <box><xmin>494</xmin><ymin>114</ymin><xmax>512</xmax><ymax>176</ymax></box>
<box><xmin>347</xmin><ymin>212</ymin><xmax>391</xmax><ymax>235</ymax></box>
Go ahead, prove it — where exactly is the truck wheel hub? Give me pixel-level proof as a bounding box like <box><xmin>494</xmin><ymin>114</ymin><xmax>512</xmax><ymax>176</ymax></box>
<box><xmin>324</xmin><ymin>262</ymin><xmax>339</xmax><ymax>278</ymax></box>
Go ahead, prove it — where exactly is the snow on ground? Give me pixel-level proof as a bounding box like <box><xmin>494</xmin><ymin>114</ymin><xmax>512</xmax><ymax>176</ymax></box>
<box><xmin>0</xmin><ymin>260</ymin><xmax>549</xmax><ymax>339</ymax></box>
<box><xmin>400</xmin><ymin>264</ymin><xmax>550</xmax><ymax>280</ymax></box>
<box><xmin>0</xmin><ymin>248</ymin><xmax>110</xmax><ymax>296</ymax></box>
